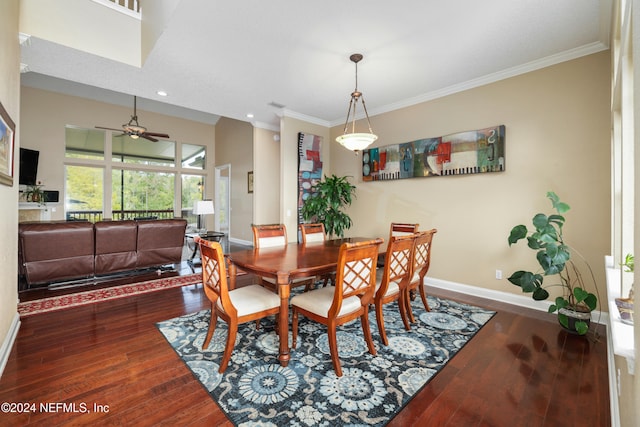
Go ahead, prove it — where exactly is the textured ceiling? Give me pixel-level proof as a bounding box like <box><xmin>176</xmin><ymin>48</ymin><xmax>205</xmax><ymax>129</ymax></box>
<box><xmin>20</xmin><ymin>0</ymin><xmax>611</xmax><ymax>129</ymax></box>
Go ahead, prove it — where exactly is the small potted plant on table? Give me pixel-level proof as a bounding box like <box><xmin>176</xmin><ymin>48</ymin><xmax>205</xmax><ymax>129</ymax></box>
<box><xmin>507</xmin><ymin>191</ymin><xmax>599</xmax><ymax>336</ymax></box>
<box><xmin>23</xmin><ymin>182</ymin><xmax>46</xmax><ymax>206</ymax></box>
<box><xmin>615</xmin><ymin>253</ymin><xmax>634</xmax><ymax>324</ymax></box>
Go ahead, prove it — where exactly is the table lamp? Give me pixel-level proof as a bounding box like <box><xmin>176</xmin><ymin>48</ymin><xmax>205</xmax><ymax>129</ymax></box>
<box><xmin>193</xmin><ymin>200</ymin><xmax>215</xmax><ymax>233</ymax></box>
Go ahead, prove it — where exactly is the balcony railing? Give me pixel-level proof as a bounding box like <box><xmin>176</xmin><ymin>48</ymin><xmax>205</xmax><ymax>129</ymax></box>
<box><xmin>106</xmin><ymin>0</ymin><xmax>140</xmax><ymax>13</ymax></box>
<box><xmin>66</xmin><ymin>209</ymin><xmax>192</xmax><ymax>223</ymax></box>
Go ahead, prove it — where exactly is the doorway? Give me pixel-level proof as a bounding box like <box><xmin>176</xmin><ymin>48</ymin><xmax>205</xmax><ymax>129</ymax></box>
<box><xmin>215</xmin><ymin>164</ymin><xmax>231</xmax><ymax>238</ymax></box>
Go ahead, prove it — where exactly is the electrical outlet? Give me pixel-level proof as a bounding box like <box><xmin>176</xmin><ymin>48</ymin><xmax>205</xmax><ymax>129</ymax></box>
<box><xmin>495</xmin><ymin>269</ymin><xmax>502</xmax><ymax>280</ymax></box>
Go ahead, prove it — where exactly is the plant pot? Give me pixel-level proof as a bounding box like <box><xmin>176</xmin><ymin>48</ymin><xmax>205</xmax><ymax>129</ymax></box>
<box><xmin>558</xmin><ymin>306</ymin><xmax>591</xmax><ymax>335</ymax></box>
<box><xmin>614</xmin><ymin>297</ymin><xmax>634</xmax><ymax>325</ymax></box>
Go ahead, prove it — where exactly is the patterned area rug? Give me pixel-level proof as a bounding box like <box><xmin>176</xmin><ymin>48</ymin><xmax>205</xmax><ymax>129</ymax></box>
<box><xmin>18</xmin><ymin>273</ymin><xmax>202</xmax><ymax>316</ymax></box>
<box><xmin>157</xmin><ymin>295</ymin><xmax>495</xmax><ymax>426</ymax></box>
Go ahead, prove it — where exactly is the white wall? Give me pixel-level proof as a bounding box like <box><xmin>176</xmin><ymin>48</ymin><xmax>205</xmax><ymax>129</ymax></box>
<box><xmin>0</xmin><ymin>0</ymin><xmax>21</xmax><ymax>376</ymax></box>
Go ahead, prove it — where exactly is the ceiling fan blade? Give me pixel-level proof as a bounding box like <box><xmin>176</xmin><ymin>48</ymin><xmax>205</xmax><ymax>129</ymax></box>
<box><xmin>141</xmin><ymin>134</ymin><xmax>159</xmax><ymax>142</ymax></box>
<box><xmin>95</xmin><ymin>126</ymin><xmax>124</xmax><ymax>131</ymax></box>
<box><xmin>143</xmin><ymin>131</ymin><xmax>170</xmax><ymax>138</ymax></box>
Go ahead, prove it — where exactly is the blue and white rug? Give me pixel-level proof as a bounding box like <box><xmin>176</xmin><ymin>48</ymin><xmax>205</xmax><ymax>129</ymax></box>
<box><xmin>157</xmin><ymin>295</ymin><xmax>495</xmax><ymax>426</ymax></box>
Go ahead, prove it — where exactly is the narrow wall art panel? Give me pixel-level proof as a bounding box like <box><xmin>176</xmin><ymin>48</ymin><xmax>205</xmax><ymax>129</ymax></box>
<box><xmin>363</xmin><ymin>124</ymin><xmax>505</xmax><ymax>182</ymax></box>
<box><xmin>297</xmin><ymin>132</ymin><xmax>323</xmax><ymax>228</ymax></box>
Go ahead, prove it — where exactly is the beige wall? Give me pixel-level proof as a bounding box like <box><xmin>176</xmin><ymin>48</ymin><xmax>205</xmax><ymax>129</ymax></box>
<box><xmin>330</xmin><ymin>51</ymin><xmax>611</xmax><ymax>302</ymax></box>
<box><xmin>0</xmin><ymin>0</ymin><xmax>20</xmax><ymax>373</ymax></box>
<box><xmin>20</xmin><ymin>86</ymin><xmax>216</xmax><ymax>221</ymax></box>
<box><xmin>253</xmin><ymin>127</ymin><xmax>280</xmax><ymax>226</ymax></box>
<box><xmin>215</xmin><ymin>117</ymin><xmax>254</xmax><ymax>243</ymax></box>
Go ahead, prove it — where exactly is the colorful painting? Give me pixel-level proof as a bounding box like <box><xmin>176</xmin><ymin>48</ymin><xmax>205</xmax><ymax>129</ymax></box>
<box><xmin>0</xmin><ymin>101</ymin><xmax>15</xmax><ymax>187</ymax></box>
<box><xmin>298</xmin><ymin>132</ymin><xmax>323</xmax><ymax>227</ymax></box>
<box><xmin>363</xmin><ymin>125</ymin><xmax>505</xmax><ymax>182</ymax></box>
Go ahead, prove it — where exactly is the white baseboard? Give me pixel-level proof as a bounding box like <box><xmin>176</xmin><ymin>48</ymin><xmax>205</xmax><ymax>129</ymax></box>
<box><xmin>0</xmin><ymin>312</ymin><xmax>20</xmax><ymax>378</ymax></box>
<box><xmin>228</xmin><ymin>237</ymin><xmax>252</xmax><ymax>246</ymax></box>
<box><xmin>425</xmin><ymin>277</ymin><xmax>609</xmax><ymax>326</ymax></box>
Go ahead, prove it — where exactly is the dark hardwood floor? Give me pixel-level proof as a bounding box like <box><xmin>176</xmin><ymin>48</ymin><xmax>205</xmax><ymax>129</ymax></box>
<box><xmin>2</xmin><ymin>261</ymin><xmax>610</xmax><ymax>426</ymax></box>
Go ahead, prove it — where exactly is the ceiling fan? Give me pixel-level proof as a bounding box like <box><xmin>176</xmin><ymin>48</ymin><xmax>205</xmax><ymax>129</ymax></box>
<box><xmin>96</xmin><ymin>96</ymin><xmax>170</xmax><ymax>142</ymax></box>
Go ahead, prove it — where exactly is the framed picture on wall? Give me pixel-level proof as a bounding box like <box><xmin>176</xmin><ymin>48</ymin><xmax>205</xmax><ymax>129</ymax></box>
<box><xmin>0</xmin><ymin>101</ymin><xmax>15</xmax><ymax>187</ymax></box>
<box><xmin>248</xmin><ymin>171</ymin><xmax>254</xmax><ymax>193</ymax></box>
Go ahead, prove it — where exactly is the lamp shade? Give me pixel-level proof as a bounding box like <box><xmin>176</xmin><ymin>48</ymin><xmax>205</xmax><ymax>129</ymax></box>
<box><xmin>336</xmin><ymin>132</ymin><xmax>378</xmax><ymax>151</ymax></box>
<box><xmin>336</xmin><ymin>53</ymin><xmax>378</xmax><ymax>152</ymax></box>
<box><xmin>193</xmin><ymin>200</ymin><xmax>215</xmax><ymax>215</ymax></box>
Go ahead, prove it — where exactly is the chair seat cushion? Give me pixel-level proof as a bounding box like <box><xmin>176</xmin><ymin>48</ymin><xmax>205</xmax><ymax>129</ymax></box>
<box><xmin>217</xmin><ymin>285</ymin><xmax>280</xmax><ymax>317</ymax></box>
<box><xmin>291</xmin><ymin>286</ymin><xmax>362</xmax><ymax>317</ymax></box>
<box><xmin>375</xmin><ymin>269</ymin><xmax>401</xmax><ymax>297</ymax></box>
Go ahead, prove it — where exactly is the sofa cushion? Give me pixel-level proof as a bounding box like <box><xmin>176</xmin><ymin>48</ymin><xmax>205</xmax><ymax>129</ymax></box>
<box><xmin>19</xmin><ymin>221</ymin><xmax>95</xmax><ymax>285</ymax></box>
<box><xmin>94</xmin><ymin>220</ymin><xmax>138</xmax><ymax>275</ymax></box>
<box><xmin>136</xmin><ymin>219</ymin><xmax>187</xmax><ymax>269</ymax></box>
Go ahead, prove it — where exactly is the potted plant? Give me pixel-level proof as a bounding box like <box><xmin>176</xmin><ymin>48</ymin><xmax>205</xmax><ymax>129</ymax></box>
<box><xmin>615</xmin><ymin>253</ymin><xmax>634</xmax><ymax>324</ymax></box>
<box><xmin>23</xmin><ymin>182</ymin><xmax>45</xmax><ymax>206</ymax></box>
<box><xmin>301</xmin><ymin>174</ymin><xmax>356</xmax><ymax>238</ymax></box>
<box><xmin>507</xmin><ymin>191</ymin><xmax>598</xmax><ymax>335</ymax></box>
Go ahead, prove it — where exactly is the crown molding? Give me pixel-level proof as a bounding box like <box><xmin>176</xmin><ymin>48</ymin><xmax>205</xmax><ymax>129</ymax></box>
<box><xmin>280</xmin><ymin>109</ymin><xmax>331</xmax><ymax>128</ymax></box>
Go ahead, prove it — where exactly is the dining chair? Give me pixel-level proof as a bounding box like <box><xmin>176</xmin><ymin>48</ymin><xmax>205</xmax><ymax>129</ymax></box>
<box><xmin>299</xmin><ymin>223</ymin><xmax>326</xmax><ymax>244</ymax></box>
<box><xmin>374</xmin><ymin>233</ymin><xmax>417</xmax><ymax>345</ymax></box>
<box><xmin>377</xmin><ymin>222</ymin><xmax>419</xmax><ymax>267</ymax></box>
<box><xmin>389</xmin><ymin>222</ymin><xmax>420</xmax><ymax>238</ymax></box>
<box><xmin>404</xmin><ymin>229</ymin><xmax>437</xmax><ymax>324</ymax></box>
<box><xmin>251</xmin><ymin>224</ymin><xmax>316</xmax><ymax>291</ymax></box>
<box><xmin>252</xmin><ymin>223</ymin><xmax>289</xmax><ymax>248</ymax></box>
<box><xmin>299</xmin><ymin>223</ymin><xmax>333</xmax><ymax>287</ymax></box>
<box><xmin>196</xmin><ymin>236</ymin><xmax>281</xmax><ymax>373</ymax></box>
<box><xmin>290</xmin><ymin>237</ymin><xmax>384</xmax><ymax>377</ymax></box>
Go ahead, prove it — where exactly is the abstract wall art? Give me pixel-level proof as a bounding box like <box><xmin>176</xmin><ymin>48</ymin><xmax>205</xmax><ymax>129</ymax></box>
<box><xmin>297</xmin><ymin>132</ymin><xmax>323</xmax><ymax>227</ymax></box>
<box><xmin>362</xmin><ymin>125</ymin><xmax>505</xmax><ymax>182</ymax></box>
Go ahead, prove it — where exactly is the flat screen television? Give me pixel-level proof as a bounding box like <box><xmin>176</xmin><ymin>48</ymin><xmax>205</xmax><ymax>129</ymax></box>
<box><xmin>19</xmin><ymin>148</ymin><xmax>39</xmax><ymax>186</ymax></box>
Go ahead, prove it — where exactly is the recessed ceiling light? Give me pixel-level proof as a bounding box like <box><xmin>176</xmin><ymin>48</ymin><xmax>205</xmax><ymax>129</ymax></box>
<box><xmin>157</xmin><ymin>90</ymin><xmax>168</xmax><ymax>97</ymax></box>
<box><xmin>246</xmin><ymin>113</ymin><xmax>254</xmax><ymax>119</ymax></box>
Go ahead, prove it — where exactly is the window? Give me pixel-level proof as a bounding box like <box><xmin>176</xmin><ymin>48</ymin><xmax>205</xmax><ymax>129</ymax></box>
<box><xmin>65</xmin><ymin>126</ymin><xmax>105</xmax><ymax>160</ymax></box>
<box><xmin>65</xmin><ymin>165</ymin><xmax>104</xmax><ymax>221</ymax></box>
<box><xmin>64</xmin><ymin>127</ymin><xmax>208</xmax><ymax>223</ymax></box>
<box><xmin>112</xmin><ymin>135</ymin><xmax>175</xmax><ymax>167</ymax></box>
<box><xmin>182</xmin><ymin>143</ymin><xmax>206</xmax><ymax>170</ymax></box>
<box><xmin>112</xmin><ymin>169</ymin><xmax>175</xmax><ymax>220</ymax></box>
<box><xmin>182</xmin><ymin>174</ymin><xmax>205</xmax><ymax>227</ymax></box>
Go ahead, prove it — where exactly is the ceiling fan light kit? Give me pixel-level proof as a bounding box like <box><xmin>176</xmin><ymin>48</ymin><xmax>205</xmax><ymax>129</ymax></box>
<box><xmin>336</xmin><ymin>53</ymin><xmax>378</xmax><ymax>152</ymax></box>
<box><xmin>96</xmin><ymin>96</ymin><xmax>170</xmax><ymax>142</ymax></box>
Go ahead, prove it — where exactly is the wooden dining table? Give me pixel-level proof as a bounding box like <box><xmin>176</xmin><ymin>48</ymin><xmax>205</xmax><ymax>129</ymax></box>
<box><xmin>226</xmin><ymin>237</ymin><xmax>379</xmax><ymax>367</ymax></box>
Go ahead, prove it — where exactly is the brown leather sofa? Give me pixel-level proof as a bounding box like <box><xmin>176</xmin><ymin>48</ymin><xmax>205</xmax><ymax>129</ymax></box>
<box><xmin>19</xmin><ymin>218</ymin><xmax>187</xmax><ymax>288</ymax></box>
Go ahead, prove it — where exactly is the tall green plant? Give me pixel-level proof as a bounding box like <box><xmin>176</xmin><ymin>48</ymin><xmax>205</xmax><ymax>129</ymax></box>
<box><xmin>301</xmin><ymin>174</ymin><xmax>356</xmax><ymax>238</ymax></box>
<box><xmin>507</xmin><ymin>191</ymin><xmax>598</xmax><ymax>335</ymax></box>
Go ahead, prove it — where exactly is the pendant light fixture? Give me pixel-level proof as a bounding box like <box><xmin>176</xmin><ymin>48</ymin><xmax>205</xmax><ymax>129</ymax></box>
<box><xmin>335</xmin><ymin>53</ymin><xmax>378</xmax><ymax>151</ymax></box>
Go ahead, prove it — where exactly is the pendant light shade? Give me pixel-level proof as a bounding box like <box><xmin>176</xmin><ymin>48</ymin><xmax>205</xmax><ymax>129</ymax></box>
<box><xmin>336</xmin><ymin>53</ymin><xmax>378</xmax><ymax>151</ymax></box>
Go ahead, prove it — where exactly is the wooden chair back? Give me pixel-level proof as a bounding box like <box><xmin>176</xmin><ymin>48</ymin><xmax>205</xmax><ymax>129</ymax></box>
<box><xmin>377</xmin><ymin>233</ymin><xmax>417</xmax><ymax>300</ymax></box>
<box><xmin>299</xmin><ymin>223</ymin><xmax>326</xmax><ymax>244</ymax></box>
<box><xmin>413</xmin><ymin>229</ymin><xmax>437</xmax><ymax>280</ymax></box>
<box><xmin>329</xmin><ymin>238</ymin><xmax>384</xmax><ymax>316</ymax></box>
<box><xmin>252</xmin><ymin>224</ymin><xmax>288</xmax><ymax>248</ymax></box>
<box><xmin>196</xmin><ymin>236</ymin><xmax>235</xmax><ymax>317</ymax></box>
<box><xmin>389</xmin><ymin>222</ymin><xmax>419</xmax><ymax>240</ymax></box>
